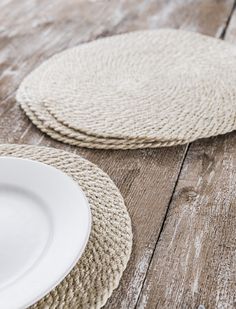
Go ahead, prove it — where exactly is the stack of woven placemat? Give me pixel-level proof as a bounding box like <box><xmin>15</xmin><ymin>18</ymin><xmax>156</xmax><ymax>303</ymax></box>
<box><xmin>17</xmin><ymin>29</ymin><xmax>236</xmax><ymax>149</ymax></box>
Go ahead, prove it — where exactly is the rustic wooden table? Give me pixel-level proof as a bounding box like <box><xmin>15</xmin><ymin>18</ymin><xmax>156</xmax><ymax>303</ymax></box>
<box><xmin>1</xmin><ymin>1</ymin><xmax>236</xmax><ymax>308</ymax></box>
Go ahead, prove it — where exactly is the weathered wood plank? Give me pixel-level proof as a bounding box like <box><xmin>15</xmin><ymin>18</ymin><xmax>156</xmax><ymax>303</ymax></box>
<box><xmin>225</xmin><ymin>1</ymin><xmax>236</xmax><ymax>43</ymax></box>
<box><xmin>137</xmin><ymin>134</ymin><xmax>236</xmax><ymax>309</ymax></box>
<box><xmin>0</xmin><ymin>1</ymin><xmax>234</xmax><ymax>308</ymax></box>
<box><xmin>137</xmin><ymin>7</ymin><xmax>236</xmax><ymax>307</ymax></box>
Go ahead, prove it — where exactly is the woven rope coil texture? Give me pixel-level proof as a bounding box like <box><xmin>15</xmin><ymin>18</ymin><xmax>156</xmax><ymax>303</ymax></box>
<box><xmin>0</xmin><ymin>144</ymin><xmax>132</xmax><ymax>308</ymax></box>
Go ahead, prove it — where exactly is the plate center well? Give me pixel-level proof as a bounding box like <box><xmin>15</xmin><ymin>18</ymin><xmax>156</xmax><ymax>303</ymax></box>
<box><xmin>0</xmin><ymin>185</ymin><xmax>52</xmax><ymax>290</ymax></box>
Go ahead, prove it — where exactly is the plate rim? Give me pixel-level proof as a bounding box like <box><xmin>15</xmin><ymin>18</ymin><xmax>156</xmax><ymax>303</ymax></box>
<box><xmin>0</xmin><ymin>156</ymin><xmax>92</xmax><ymax>309</ymax></box>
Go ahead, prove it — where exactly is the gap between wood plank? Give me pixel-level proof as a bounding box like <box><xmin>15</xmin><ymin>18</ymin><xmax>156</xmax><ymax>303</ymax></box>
<box><xmin>134</xmin><ymin>4</ymin><xmax>236</xmax><ymax>306</ymax></box>
<box><xmin>220</xmin><ymin>0</ymin><xmax>236</xmax><ymax>39</ymax></box>
<box><xmin>134</xmin><ymin>143</ymin><xmax>190</xmax><ymax>309</ymax></box>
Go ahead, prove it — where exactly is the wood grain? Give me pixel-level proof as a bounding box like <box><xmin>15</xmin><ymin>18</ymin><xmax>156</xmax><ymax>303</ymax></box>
<box><xmin>136</xmin><ymin>4</ymin><xmax>236</xmax><ymax>307</ymax></box>
<box><xmin>137</xmin><ymin>134</ymin><xmax>236</xmax><ymax>309</ymax></box>
<box><xmin>0</xmin><ymin>1</ymin><xmax>235</xmax><ymax>308</ymax></box>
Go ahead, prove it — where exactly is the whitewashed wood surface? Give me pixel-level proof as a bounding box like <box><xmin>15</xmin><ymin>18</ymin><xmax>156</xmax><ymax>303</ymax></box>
<box><xmin>0</xmin><ymin>1</ymin><xmax>236</xmax><ymax>308</ymax></box>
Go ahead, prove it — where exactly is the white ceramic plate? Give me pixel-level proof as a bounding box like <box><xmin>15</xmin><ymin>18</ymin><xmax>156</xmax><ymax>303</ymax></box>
<box><xmin>0</xmin><ymin>157</ymin><xmax>91</xmax><ymax>309</ymax></box>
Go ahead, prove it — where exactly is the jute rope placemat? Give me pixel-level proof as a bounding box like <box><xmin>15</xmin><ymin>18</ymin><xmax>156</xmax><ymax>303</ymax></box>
<box><xmin>16</xmin><ymin>28</ymin><xmax>236</xmax><ymax>147</ymax></box>
<box><xmin>20</xmin><ymin>100</ymin><xmax>182</xmax><ymax>149</ymax></box>
<box><xmin>0</xmin><ymin>144</ymin><xmax>132</xmax><ymax>308</ymax></box>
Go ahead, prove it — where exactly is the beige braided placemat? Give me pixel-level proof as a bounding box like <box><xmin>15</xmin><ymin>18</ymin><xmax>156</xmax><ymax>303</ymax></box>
<box><xmin>20</xmin><ymin>100</ymin><xmax>183</xmax><ymax>149</ymax></box>
<box><xmin>17</xmin><ymin>29</ymin><xmax>236</xmax><ymax>145</ymax></box>
<box><xmin>0</xmin><ymin>144</ymin><xmax>132</xmax><ymax>308</ymax></box>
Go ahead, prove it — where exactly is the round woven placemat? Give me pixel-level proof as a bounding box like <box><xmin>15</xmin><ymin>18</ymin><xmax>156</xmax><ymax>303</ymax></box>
<box><xmin>17</xmin><ymin>29</ymin><xmax>236</xmax><ymax>144</ymax></box>
<box><xmin>0</xmin><ymin>144</ymin><xmax>132</xmax><ymax>308</ymax></box>
<box><xmin>20</xmin><ymin>100</ymin><xmax>183</xmax><ymax>149</ymax></box>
